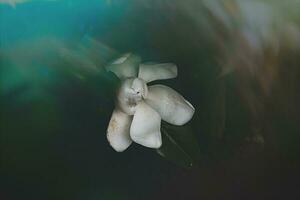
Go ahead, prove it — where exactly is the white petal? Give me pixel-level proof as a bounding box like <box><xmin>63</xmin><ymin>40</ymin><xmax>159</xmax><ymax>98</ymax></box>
<box><xmin>145</xmin><ymin>85</ymin><xmax>195</xmax><ymax>125</ymax></box>
<box><xmin>115</xmin><ymin>78</ymin><xmax>148</xmax><ymax>115</ymax></box>
<box><xmin>107</xmin><ymin>109</ymin><xmax>133</xmax><ymax>152</ymax></box>
<box><xmin>112</xmin><ymin>53</ymin><xmax>131</xmax><ymax>64</ymax></box>
<box><xmin>105</xmin><ymin>53</ymin><xmax>141</xmax><ymax>79</ymax></box>
<box><xmin>130</xmin><ymin>101</ymin><xmax>162</xmax><ymax>148</ymax></box>
<box><xmin>132</xmin><ymin>78</ymin><xmax>148</xmax><ymax>98</ymax></box>
<box><xmin>138</xmin><ymin>63</ymin><xmax>177</xmax><ymax>83</ymax></box>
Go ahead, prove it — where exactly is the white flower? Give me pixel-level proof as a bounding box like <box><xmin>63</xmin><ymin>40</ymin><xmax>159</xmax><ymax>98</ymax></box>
<box><xmin>105</xmin><ymin>53</ymin><xmax>195</xmax><ymax>152</ymax></box>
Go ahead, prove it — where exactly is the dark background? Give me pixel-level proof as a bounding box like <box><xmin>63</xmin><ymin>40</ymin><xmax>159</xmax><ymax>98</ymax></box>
<box><xmin>1</xmin><ymin>1</ymin><xmax>300</xmax><ymax>199</ymax></box>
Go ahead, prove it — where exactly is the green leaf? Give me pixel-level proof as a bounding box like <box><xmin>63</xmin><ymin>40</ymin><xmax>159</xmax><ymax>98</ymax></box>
<box><xmin>157</xmin><ymin>122</ymin><xmax>201</xmax><ymax>169</ymax></box>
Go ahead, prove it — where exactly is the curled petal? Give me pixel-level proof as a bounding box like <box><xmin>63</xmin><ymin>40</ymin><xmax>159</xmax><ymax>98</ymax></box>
<box><xmin>107</xmin><ymin>109</ymin><xmax>133</xmax><ymax>152</ymax></box>
<box><xmin>145</xmin><ymin>85</ymin><xmax>195</xmax><ymax>126</ymax></box>
<box><xmin>130</xmin><ymin>101</ymin><xmax>162</xmax><ymax>148</ymax></box>
<box><xmin>116</xmin><ymin>78</ymin><xmax>141</xmax><ymax>115</ymax></box>
<box><xmin>138</xmin><ymin>63</ymin><xmax>177</xmax><ymax>83</ymax></box>
<box><xmin>106</xmin><ymin>53</ymin><xmax>141</xmax><ymax>79</ymax></box>
<box><xmin>132</xmin><ymin>78</ymin><xmax>148</xmax><ymax>98</ymax></box>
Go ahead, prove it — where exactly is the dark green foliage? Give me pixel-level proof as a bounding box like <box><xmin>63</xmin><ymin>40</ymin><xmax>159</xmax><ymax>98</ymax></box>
<box><xmin>158</xmin><ymin>122</ymin><xmax>201</xmax><ymax>168</ymax></box>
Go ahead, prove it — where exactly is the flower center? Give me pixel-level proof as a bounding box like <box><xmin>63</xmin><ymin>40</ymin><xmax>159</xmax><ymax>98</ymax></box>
<box><xmin>116</xmin><ymin>78</ymin><xmax>148</xmax><ymax>115</ymax></box>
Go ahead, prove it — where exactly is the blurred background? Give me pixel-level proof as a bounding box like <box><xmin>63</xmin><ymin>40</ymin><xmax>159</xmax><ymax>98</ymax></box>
<box><xmin>1</xmin><ymin>0</ymin><xmax>300</xmax><ymax>199</ymax></box>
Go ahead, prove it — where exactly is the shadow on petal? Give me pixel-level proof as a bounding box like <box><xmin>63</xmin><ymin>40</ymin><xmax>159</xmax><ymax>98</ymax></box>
<box><xmin>130</xmin><ymin>101</ymin><xmax>162</xmax><ymax>148</ymax></box>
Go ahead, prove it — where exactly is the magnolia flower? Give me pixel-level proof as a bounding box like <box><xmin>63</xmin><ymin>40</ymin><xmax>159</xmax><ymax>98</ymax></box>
<box><xmin>106</xmin><ymin>53</ymin><xmax>195</xmax><ymax>152</ymax></box>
